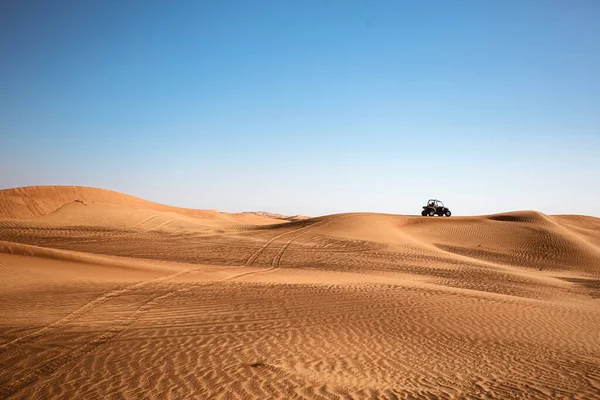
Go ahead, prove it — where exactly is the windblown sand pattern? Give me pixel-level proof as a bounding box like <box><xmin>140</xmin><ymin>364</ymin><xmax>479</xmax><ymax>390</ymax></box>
<box><xmin>1</xmin><ymin>186</ymin><xmax>599</xmax><ymax>399</ymax></box>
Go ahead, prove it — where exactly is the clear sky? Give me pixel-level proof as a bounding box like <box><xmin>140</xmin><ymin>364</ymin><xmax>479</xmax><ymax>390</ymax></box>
<box><xmin>1</xmin><ymin>0</ymin><xmax>599</xmax><ymax>217</ymax></box>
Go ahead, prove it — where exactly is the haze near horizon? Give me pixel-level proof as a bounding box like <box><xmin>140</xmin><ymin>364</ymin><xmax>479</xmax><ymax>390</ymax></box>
<box><xmin>1</xmin><ymin>0</ymin><xmax>599</xmax><ymax>216</ymax></box>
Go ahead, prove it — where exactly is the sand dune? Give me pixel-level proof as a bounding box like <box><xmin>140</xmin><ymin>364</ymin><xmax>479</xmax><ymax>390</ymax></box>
<box><xmin>0</xmin><ymin>186</ymin><xmax>209</xmax><ymax>219</ymax></box>
<box><xmin>1</xmin><ymin>186</ymin><xmax>599</xmax><ymax>399</ymax></box>
<box><xmin>0</xmin><ymin>185</ymin><xmax>296</xmax><ymax>224</ymax></box>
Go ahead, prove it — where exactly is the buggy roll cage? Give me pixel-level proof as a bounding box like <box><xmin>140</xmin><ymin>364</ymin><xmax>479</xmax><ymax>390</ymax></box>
<box><xmin>427</xmin><ymin>199</ymin><xmax>444</xmax><ymax>207</ymax></box>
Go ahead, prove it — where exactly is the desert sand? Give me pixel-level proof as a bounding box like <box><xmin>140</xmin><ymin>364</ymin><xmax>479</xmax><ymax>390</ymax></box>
<box><xmin>0</xmin><ymin>186</ymin><xmax>599</xmax><ymax>399</ymax></box>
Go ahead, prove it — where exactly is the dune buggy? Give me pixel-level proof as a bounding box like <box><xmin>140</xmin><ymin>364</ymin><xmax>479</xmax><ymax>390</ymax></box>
<box><xmin>421</xmin><ymin>199</ymin><xmax>451</xmax><ymax>217</ymax></box>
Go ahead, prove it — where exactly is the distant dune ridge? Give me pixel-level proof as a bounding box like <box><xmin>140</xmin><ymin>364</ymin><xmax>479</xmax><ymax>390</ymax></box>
<box><xmin>0</xmin><ymin>185</ymin><xmax>219</xmax><ymax>219</ymax></box>
<box><xmin>1</xmin><ymin>185</ymin><xmax>599</xmax><ymax>399</ymax></box>
<box><xmin>0</xmin><ymin>185</ymin><xmax>305</xmax><ymax>222</ymax></box>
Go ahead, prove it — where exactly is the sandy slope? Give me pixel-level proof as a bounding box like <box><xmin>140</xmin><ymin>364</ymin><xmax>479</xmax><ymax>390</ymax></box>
<box><xmin>1</xmin><ymin>187</ymin><xmax>599</xmax><ymax>399</ymax></box>
<box><xmin>0</xmin><ymin>185</ymin><xmax>298</xmax><ymax>224</ymax></box>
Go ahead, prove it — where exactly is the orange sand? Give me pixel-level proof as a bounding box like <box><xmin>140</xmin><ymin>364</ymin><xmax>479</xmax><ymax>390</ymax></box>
<box><xmin>1</xmin><ymin>186</ymin><xmax>599</xmax><ymax>399</ymax></box>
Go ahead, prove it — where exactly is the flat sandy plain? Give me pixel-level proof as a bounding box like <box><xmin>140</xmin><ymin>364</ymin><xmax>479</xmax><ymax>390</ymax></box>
<box><xmin>1</xmin><ymin>186</ymin><xmax>599</xmax><ymax>399</ymax></box>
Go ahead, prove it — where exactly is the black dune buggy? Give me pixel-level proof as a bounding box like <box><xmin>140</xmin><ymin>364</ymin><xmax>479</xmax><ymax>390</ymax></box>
<box><xmin>421</xmin><ymin>199</ymin><xmax>451</xmax><ymax>217</ymax></box>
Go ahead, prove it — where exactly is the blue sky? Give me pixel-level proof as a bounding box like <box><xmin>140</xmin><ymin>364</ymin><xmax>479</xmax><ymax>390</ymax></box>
<box><xmin>1</xmin><ymin>0</ymin><xmax>599</xmax><ymax>216</ymax></box>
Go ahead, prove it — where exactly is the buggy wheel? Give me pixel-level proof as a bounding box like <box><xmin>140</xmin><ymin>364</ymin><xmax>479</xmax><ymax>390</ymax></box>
<box><xmin>427</xmin><ymin>210</ymin><xmax>435</xmax><ymax>217</ymax></box>
<box><xmin>445</xmin><ymin>210</ymin><xmax>452</xmax><ymax>217</ymax></box>
<box><xmin>421</xmin><ymin>210</ymin><xmax>427</xmax><ymax>216</ymax></box>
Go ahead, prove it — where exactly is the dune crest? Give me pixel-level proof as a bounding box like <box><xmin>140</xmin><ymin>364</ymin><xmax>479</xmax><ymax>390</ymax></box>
<box><xmin>0</xmin><ymin>186</ymin><xmax>220</xmax><ymax>219</ymax></box>
<box><xmin>0</xmin><ymin>185</ymin><xmax>301</xmax><ymax>221</ymax></box>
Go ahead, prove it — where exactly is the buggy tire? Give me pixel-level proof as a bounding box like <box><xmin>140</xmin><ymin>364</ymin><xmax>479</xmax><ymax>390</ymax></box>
<box><xmin>421</xmin><ymin>210</ymin><xmax>427</xmax><ymax>216</ymax></box>
<box><xmin>427</xmin><ymin>210</ymin><xmax>435</xmax><ymax>217</ymax></box>
<box><xmin>445</xmin><ymin>210</ymin><xmax>452</xmax><ymax>217</ymax></box>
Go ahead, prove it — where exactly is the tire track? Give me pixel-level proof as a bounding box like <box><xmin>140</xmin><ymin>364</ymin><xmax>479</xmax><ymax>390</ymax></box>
<box><xmin>145</xmin><ymin>219</ymin><xmax>174</xmax><ymax>232</ymax></box>
<box><xmin>0</xmin><ymin>265</ymin><xmax>206</xmax><ymax>356</ymax></box>
<box><xmin>101</xmin><ymin>217</ymin><xmax>176</xmax><ymax>239</ymax></box>
<box><xmin>0</xmin><ymin>219</ymin><xmax>310</xmax><ymax>356</ymax></box>
<box><xmin>128</xmin><ymin>214</ymin><xmax>160</xmax><ymax>229</ymax></box>
<box><xmin>227</xmin><ymin>218</ymin><xmax>340</xmax><ymax>281</ymax></box>
<box><xmin>0</xmin><ymin>218</ymin><xmax>342</xmax><ymax>399</ymax></box>
<box><xmin>271</xmin><ymin>218</ymin><xmax>339</xmax><ymax>269</ymax></box>
<box><xmin>243</xmin><ymin>222</ymin><xmax>313</xmax><ymax>267</ymax></box>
